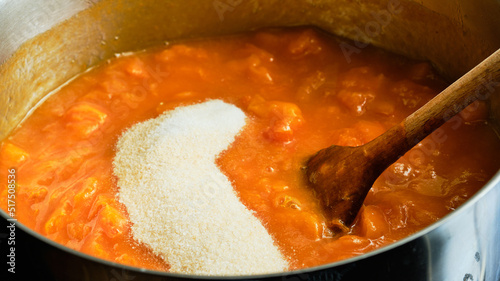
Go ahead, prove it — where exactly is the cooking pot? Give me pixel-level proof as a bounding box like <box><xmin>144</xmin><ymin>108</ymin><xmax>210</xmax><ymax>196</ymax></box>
<box><xmin>1</xmin><ymin>0</ymin><xmax>499</xmax><ymax>280</ymax></box>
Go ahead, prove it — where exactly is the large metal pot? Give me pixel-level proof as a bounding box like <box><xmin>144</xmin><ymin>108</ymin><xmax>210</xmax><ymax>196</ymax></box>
<box><xmin>1</xmin><ymin>0</ymin><xmax>499</xmax><ymax>280</ymax></box>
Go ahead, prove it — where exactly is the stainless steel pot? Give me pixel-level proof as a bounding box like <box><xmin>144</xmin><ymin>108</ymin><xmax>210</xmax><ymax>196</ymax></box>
<box><xmin>1</xmin><ymin>1</ymin><xmax>499</xmax><ymax>280</ymax></box>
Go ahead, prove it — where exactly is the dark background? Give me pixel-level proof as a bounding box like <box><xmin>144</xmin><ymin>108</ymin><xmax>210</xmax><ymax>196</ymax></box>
<box><xmin>0</xmin><ymin>216</ymin><xmax>54</xmax><ymax>281</ymax></box>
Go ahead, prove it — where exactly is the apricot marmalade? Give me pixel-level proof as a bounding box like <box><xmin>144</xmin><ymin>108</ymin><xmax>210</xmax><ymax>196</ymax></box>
<box><xmin>1</xmin><ymin>27</ymin><xmax>499</xmax><ymax>270</ymax></box>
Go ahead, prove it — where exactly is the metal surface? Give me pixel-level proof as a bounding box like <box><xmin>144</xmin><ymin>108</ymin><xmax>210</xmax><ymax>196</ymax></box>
<box><xmin>0</xmin><ymin>0</ymin><xmax>91</xmax><ymax>64</ymax></box>
<box><xmin>0</xmin><ymin>0</ymin><xmax>499</xmax><ymax>280</ymax></box>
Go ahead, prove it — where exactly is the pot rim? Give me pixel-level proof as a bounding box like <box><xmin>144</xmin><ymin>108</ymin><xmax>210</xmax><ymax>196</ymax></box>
<box><xmin>1</xmin><ymin>169</ymin><xmax>499</xmax><ymax>279</ymax></box>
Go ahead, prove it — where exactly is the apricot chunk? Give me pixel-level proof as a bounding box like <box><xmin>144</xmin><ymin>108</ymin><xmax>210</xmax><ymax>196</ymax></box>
<box><xmin>359</xmin><ymin>205</ymin><xmax>390</xmax><ymax>239</ymax></box>
<box><xmin>81</xmin><ymin>232</ymin><xmax>110</xmax><ymax>259</ymax></box>
<box><xmin>88</xmin><ymin>195</ymin><xmax>115</xmax><ymax>219</ymax></box>
<box><xmin>65</xmin><ymin>103</ymin><xmax>107</xmax><ymax>137</ymax></box>
<box><xmin>74</xmin><ymin>177</ymin><xmax>100</xmax><ymax>207</ymax></box>
<box><xmin>274</xmin><ymin>194</ymin><xmax>301</xmax><ymax>210</ymax></box>
<box><xmin>288</xmin><ymin>29</ymin><xmax>323</xmax><ymax>56</ymax></box>
<box><xmin>44</xmin><ymin>200</ymin><xmax>73</xmax><ymax>235</ymax></box>
<box><xmin>97</xmin><ymin>204</ymin><xmax>128</xmax><ymax>239</ymax></box>
<box><xmin>156</xmin><ymin>45</ymin><xmax>208</xmax><ymax>62</ymax></box>
<box><xmin>248</xmin><ymin>96</ymin><xmax>304</xmax><ymax>142</ymax></box>
<box><xmin>67</xmin><ymin>222</ymin><xmax>91</xmax><ymax>241</ymax></box>
<box><xmin>124</xmin><ymin>58</ymin><xmax>149</xmax><ymax>78</ymax></box>
<box><xmin>227</xmin><ymin>54</ymin><xmax>273</xmax><ymax>83</ymax></box>
<box><xmin>18</xmin><ymin>185</ymin><xmax>48</xmax><ymax>205</ymax></box>
<box><xmin>337</xmin><ymin>90</ymin><xmax>375</xmax><ymax>116</ymax></box>
<box><xmin>292</xmin><ymin>211</ymin><xmax>324</xmax><ymax>241</ymax></box>
<box><xmin>0</xmin><ymin>143</ymin><xmax>29</xmax><ymax>165</ymax></box>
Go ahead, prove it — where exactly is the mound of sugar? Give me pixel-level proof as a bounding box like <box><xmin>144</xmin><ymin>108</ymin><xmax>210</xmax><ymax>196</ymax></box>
<box><xmin>113</xmin><ymin>100</ymin><xmax>288</xmax><ymax>275</ymax></box>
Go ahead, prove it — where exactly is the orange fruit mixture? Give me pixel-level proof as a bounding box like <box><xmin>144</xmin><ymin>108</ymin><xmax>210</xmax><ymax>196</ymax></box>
<box><xmin>1</xmin><ymin>27</ymin><xmax>499</xmax><ymax>271</ymax></box>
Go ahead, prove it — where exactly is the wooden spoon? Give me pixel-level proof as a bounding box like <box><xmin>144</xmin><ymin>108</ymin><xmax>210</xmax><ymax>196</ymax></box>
<box><xmin>306</xmin><ymin>49</ymin><xmax>500</xmax><ymax>232</ymax></box>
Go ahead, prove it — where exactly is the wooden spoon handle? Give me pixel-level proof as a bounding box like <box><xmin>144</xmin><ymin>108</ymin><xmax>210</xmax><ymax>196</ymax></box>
<box><xmin>306</xmin><ymin>49</ymin><xmax>500</xmax><ymax>229</ymax></box>
<box><xmin>403</xmin><ymin>48</ymin><xmax>500</xmax><ymax>146</ymax></box>
<box><xmin>367</xmin><ymin>49</ymin><xmax>500</xmax><ymax>168</ymax></box>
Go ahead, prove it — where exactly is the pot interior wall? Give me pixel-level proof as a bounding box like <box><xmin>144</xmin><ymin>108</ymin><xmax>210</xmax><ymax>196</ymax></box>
<box><xmin>0</xmin><ymin>1</ymin><xmax>499</xmax><ymax>280</ymax></box>
<box><xmin>1</xmin><ymin>0</ymin><xmax>500</xmax><ymax>140</ymax></box>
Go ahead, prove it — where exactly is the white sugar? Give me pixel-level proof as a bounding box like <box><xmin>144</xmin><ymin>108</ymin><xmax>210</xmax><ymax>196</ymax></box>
<box><xmin>113</xmin><ymin>100</ymin><xmax>288</xmax><ymax>275</ymax></box>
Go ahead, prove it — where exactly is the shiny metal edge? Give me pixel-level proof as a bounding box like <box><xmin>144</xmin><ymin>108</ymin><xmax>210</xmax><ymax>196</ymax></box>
<box><xmin>1</xmin><ymin>169</ymin><xmax>499</xmax><ymax>279</ymax></box>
